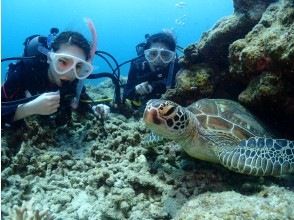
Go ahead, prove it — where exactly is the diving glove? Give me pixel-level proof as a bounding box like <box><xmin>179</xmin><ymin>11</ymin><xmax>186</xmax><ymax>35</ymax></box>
<box><xmin>135</xmin><ymin>81</ymin><xmax>153</xmax><ymax>95</ymax></box>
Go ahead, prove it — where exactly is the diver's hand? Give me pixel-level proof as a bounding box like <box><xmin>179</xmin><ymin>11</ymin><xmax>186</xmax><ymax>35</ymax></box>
<box><xmin>27</xmin><ymin>91</ymin><xmax>60</xmax><ymax>115</ymax></box>
<box><xmin>92</xmin><ymin>104</ymin><xmax>110</xmax><ymax>119</ymax></box>
<box><xmin>135</xmin><ymin>81</ymin><xmax>153</xmax><ymax>95</ymax></box>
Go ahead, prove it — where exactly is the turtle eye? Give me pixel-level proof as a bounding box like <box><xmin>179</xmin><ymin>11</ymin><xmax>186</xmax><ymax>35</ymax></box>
<box><xmin>163</xmin><ymin>106</ymin><xmax>176</xmax><ymax>116</ymax></box>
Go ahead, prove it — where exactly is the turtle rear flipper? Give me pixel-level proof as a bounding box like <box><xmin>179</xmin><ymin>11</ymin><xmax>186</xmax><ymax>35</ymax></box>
<box><xmin>218</xmin><ymin>137</ymin><xmax>294</xmax><ymax>176</ymax></box>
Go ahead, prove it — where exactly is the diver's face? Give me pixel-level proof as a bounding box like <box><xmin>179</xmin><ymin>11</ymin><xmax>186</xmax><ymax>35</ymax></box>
<box><xmin>147</xmin><ymin>42</ymin><xmax>172</xmax><ymax>71</ymax></box>
<box><xmin>48</xmin><ymin>45</ymin><xmax>87</xmax><ymax>87</ymax></box>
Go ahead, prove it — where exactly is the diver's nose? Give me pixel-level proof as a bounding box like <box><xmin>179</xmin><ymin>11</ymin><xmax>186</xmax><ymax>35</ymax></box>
<box><xmin>60</xmin><ymin>71</ymin><xmax>75</xmax><ymax>81</ymax></box>
<box><xmin>154</xmin><ymin>57</ymin><xmax>164</xmax><ymax>65</ymax></box>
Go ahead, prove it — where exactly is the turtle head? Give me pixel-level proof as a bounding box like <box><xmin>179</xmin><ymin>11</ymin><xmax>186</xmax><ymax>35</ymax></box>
<box><xmin>143</xmin><ymin>99</ymin><xmax>189</xmax><ymax>140</ymax></box>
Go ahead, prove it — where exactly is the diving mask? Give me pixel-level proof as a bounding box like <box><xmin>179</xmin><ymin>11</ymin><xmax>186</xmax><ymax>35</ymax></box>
<box><xmin>144</xmin><ymin>48</ymin><xmax>175</xmax><ymax>64</ymax></box>
<box><xmin>49</xmin><ymin>52</ymin><xmax>93</xmax><ymax>79</ymax></box>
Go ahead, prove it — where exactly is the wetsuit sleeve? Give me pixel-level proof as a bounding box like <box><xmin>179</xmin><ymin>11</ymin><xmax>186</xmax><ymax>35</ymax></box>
<box><xmin>123</xmin><ymin>62</ymin><xmax>139</xmax><ymax>100</ymax></box>
<box><xmin>1</xmin><ymin>62</ymin><xmax>27</xmax><ymax>124</ymax></box>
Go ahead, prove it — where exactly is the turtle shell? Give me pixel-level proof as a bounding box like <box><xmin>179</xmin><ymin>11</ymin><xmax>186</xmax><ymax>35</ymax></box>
<box><xmin>187</xmin><ymin>99</ymin><xmax>268</xmax><ymax>142</ymax></box>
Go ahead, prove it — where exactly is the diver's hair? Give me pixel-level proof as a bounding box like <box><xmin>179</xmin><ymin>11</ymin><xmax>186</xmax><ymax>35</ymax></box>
<box><xmin>51</xmin><ymin>31</ymin><xmax>91</xmax><ymax>60</ymax></box>
<box><xmin>145</xmin><ymin>32</ymin><xmax>176</xmax><ymax>51</ymax></box>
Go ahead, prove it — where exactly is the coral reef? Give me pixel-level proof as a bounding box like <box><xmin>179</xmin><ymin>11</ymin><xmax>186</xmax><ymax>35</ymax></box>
<box><xmin>1</xmin><ymin>84</ymin><xmax>293</xmax><ymax>219</ymax></box>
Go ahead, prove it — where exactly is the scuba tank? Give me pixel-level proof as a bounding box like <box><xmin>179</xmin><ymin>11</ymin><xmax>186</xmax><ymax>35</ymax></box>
<box><xmin>22</xmin><ymin>27</ymin><xmax>59</xmax><ymax>65</ymax></box>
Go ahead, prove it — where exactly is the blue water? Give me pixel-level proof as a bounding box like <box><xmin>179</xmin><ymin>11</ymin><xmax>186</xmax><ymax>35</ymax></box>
<box><xmin>1</xmin><ymin>0</ymin><xmax>233</xmax><ymax>82</ymax></box>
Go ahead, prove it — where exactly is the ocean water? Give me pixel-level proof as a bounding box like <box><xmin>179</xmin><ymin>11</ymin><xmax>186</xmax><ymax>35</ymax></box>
<box><xmin>2</xmin><ymin>1</ymin><xmax>294</xmax><ymax>218</ymax></box>
<box><xmin>1</xmin><ymin>0</ymin><xmax>233</xmax><ymax>82</ymax></box>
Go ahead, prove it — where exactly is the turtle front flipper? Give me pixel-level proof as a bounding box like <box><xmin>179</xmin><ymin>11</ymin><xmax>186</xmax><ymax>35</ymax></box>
<box><xmin>218</xmin><ymin>137</ymin><xmax>294</xmax><ymax>176</ymax></box>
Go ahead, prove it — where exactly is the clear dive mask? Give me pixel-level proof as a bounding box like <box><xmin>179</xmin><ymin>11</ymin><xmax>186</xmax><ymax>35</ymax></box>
<box><xmin>144</xmin><ymin>48</ymin><xmax>175</xmax><ymax>64</ymax></box>
<box><xmin>49</xmin><ymin>52</ymin><xmax>93</xmax><ymax>79</ymax></box>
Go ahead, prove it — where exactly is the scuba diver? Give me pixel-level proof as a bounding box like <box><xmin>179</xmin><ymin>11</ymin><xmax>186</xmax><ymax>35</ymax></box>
<box><xmin>123</xmin><ymin>31</ymin><xmax>180</xmax><ymax>110</ymax></box>
<box><xmin>1</xmin><ymin>26</ymin><xmax>110</xmax><ymax>128</ymax></box>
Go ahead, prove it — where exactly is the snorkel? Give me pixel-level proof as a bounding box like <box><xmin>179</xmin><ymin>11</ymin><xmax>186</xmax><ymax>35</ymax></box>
<box><xmin>71</xmin><ymin>18</ymin><xmax>98</xmax><ymax>109</ymax></box>
<box><xmin>85</xmin><ymin>17</ymin><xmax>98</xmax><ymax>62</ymax></box>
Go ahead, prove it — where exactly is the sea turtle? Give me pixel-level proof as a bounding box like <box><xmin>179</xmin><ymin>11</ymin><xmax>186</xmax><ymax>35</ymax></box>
<box><xmin>143</xmin><ymin>99</ymin><xmax>294</xmax><ymax>176</ymax></box>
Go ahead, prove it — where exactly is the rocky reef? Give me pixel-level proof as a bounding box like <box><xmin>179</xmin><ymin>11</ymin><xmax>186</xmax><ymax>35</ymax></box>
<box><xmin>165</xmin><ymin>0</ymin><xmax>294</xmax><ymax>138</ymax></box>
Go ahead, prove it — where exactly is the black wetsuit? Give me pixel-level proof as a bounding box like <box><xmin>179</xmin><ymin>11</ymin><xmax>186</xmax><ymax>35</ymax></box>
<box><xmin>123</xmin><ymin>56</ymin><xmax>179</xmax><ymax>108</ymax></box>
<box><xmin>1</xmin><ymin>60</ymin><xmax>89</xmax><ymax>127</ymax></box>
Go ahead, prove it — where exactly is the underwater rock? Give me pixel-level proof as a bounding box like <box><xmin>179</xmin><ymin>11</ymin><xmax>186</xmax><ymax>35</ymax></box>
<box><xmin>174</xmin><ymin>0</ymin><xmax>278</xmax><ymax>109</ymax></box>
<box><xmin>175</xmin><ymin>186</ymin><xmax>294</xmax><ymax>220</ymax></box>
<box><xmin>181</xmin><ymin>14</ymin><xmax>255</xmax><ymax>69</ymax></box>
<box><xmin>233</xmin><ymin>0</ymin><xmax>277</xmax><ymax>14</ymax></box>
<box><xmin>163</xmin><ymin>64</ymin><xmax>215</xmax><ymax>104</ymax></box>
<box><xmin>181</xmin><ymin>0</ymin><xmax>276</xmax><ymax>70</ymax></box>
<box><xmin>169</xmin><ymin>0</ymin><xmax>293</xmax><ymax>137</ymax></box>
<box><xmin>229</xmin><ymin>0</ymin><xmax>294</xmax><ymax>80</ymax></box>
<box><xmin>238</xmin><ymin>72</ymin><xmax>286</xmax><ymax>104</ymax></box>
<box><xmin>229</xmin><ymin>0</ymin><xmax>294</xmax><ymax>137</ymax></box>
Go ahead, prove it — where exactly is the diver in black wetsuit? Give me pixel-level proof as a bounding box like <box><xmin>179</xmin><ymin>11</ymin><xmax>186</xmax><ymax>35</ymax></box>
<box><xmin>123</xmin><ymin>32</ymin><xmax>180</xmax><ymax>110</ymax></box>
<box><xmin>2</xmin><ymin>30</ymin><xmax>109</xmax><ymax>128</ymax></box>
